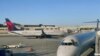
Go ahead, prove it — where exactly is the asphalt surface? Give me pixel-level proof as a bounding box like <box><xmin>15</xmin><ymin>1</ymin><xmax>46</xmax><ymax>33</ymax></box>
<box><xmin>0</xmin><ymin>36</ymin><xmax>95</xmax><ymax>56</ymax></box>
<box><xmin>0</xmin><ymin>37</ymin><xmax>60</xmax><ymax>56</ymax></box>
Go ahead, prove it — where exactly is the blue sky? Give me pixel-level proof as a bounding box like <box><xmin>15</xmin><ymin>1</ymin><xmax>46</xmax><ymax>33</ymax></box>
<box><xmin>0</xmin><ymin>0</ymin><xmax>100</xmax><ymax>25</ymax></box>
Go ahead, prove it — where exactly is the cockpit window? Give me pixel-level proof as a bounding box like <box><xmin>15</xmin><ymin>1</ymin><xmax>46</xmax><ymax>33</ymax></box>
<box><xmin>61</xmin><ymin>39</ymin><xmax>78</xmax><ymax>46</ymax></box>
<box><xmin>61</xmin><ymin>42</ymin><xmax>78</xmax><ymax>46</ymax></box>
<box><xmin>61</xmin><ymin>42</ymin><xmax>73</xmax><ymax>45</ymax></box>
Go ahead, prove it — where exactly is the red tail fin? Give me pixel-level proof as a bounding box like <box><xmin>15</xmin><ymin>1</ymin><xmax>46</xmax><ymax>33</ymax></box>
<box><xmin>5</xmin><ymin>18</ymin><xmax>18</xmax><ymax>31</ymax></box>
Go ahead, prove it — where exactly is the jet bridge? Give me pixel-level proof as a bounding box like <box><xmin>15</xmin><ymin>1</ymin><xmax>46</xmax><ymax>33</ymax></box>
<box><xmin>95</xmin><ymin>31</ymin><xmax>100</xmax><ymax>56</ymax></box>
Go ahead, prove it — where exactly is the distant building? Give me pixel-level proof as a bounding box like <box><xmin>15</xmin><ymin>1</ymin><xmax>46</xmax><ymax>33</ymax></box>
<box><xmin>0</xmin><ymin>23</ymin><xmax>97</xmax><ymax>33</ymax></box>
<box><xmin>0</xmin><ymin>24</ymin><xmax>6</xmax><ymax>27</ymax></box>
<box><xmin>23</xmin><ymin>24</ymin><xmax>60</xmax><ymax>31</ymax></box>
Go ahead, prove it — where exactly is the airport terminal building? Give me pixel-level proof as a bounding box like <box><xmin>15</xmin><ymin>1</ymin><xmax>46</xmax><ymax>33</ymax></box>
<box><xmin>0</xmin><ymin>23</ymin><xmax>96</xmax><ymax>34</ymax></box>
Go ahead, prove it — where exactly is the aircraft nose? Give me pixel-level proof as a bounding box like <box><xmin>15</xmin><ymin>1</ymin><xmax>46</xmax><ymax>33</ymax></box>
<box><xmin>57</xmin><ymin>46</ymin><xmax>79</xmax><ymax>56</ymax></box>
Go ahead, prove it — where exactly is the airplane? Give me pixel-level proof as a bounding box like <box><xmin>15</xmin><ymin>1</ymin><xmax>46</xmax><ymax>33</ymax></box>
<box><xmin>5</xmin><ymin>18</ymin><xmax>43</xmax><ymax>38</ymax></box>
<box><xmin>57</xmin><ymin>19</ymin><xmax>100</xmax><ymax>56</ymax></box>
<box><xmin>57</xmin><ymin>31</ymin><xmax>96</xmax><ymax>56</ymax></box>
<box><xmin>5</xmin><ymin>18</ymin><xmax>66</xmax><ymax>38</ymax></box>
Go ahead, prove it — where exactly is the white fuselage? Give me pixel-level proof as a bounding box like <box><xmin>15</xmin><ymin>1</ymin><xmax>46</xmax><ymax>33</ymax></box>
<box><xmin>9</xmin><ymin>30</ymin><xmax>42</xmax><ymax>36</ymax></box>
<box><xmin>57</xmin><ymin>31</ymin><xmax>96</xmax><ymax>56</ymax></box>
<box><xmin>9</xmin><ymin>30</ymin><xmax>67</xmax><ymax>36</ymax></box>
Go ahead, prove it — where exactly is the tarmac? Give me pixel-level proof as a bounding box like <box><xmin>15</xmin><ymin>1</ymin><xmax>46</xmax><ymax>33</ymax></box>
<box><xmin>0</xmin><ymin>36</ymin><xmax>95</xmax><ymax>56</ymax></box>
<box><xmin>0</xmin><ymin>36</ymin><xmax>60</xmax><ymax>56</ymax></box>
